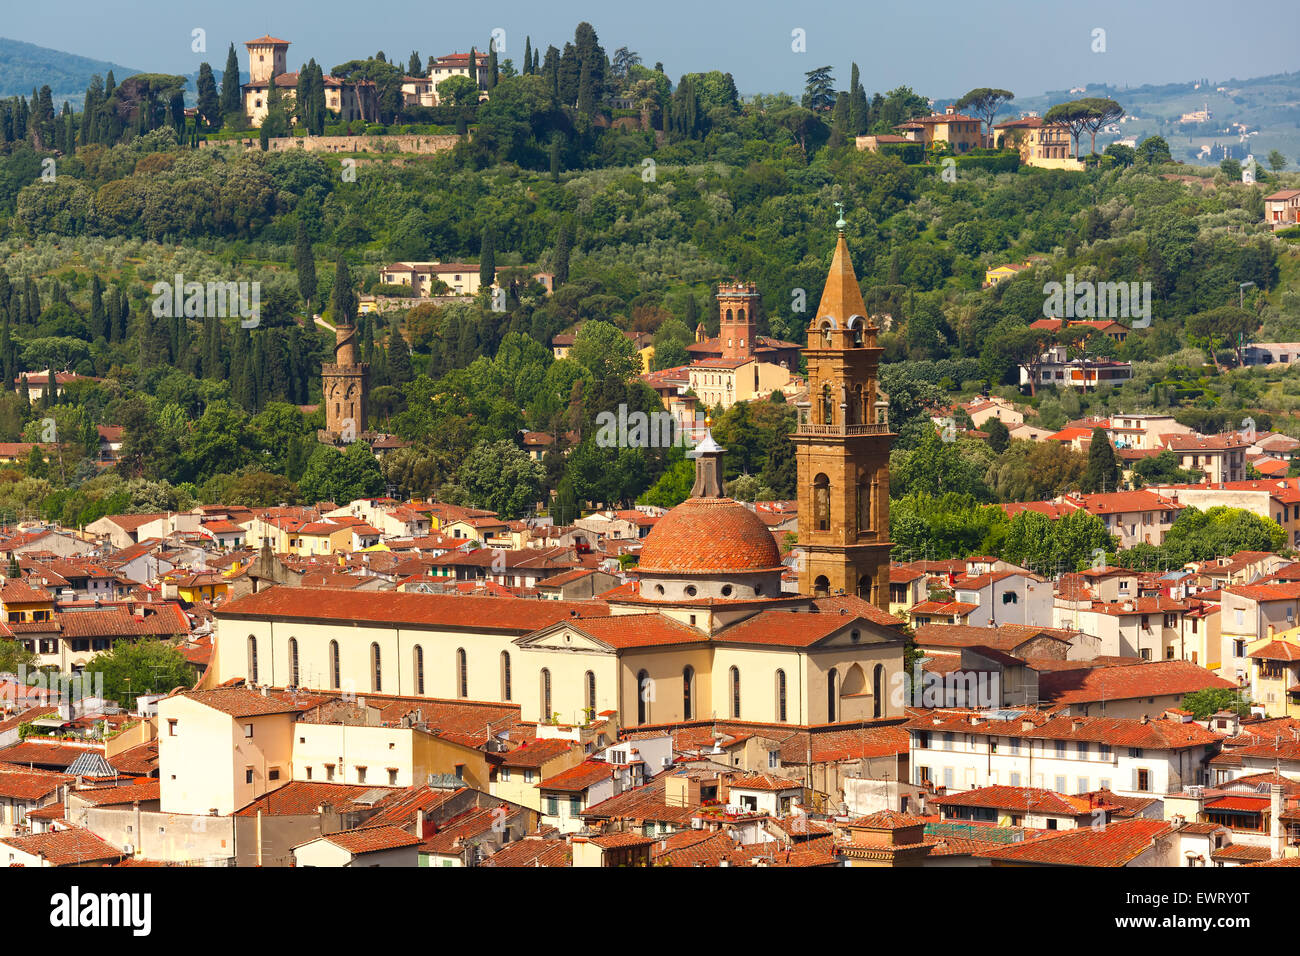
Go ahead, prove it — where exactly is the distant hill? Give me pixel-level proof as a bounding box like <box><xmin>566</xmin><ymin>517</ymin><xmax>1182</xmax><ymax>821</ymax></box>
<box><xmin>0</xmin><ymin>36</ymin><xmax>142</xmax><ymax>101</ymax></box>
<box><xmin>985</xmin><ymin>71</ymin><xmax>1300</xmax><ymax>169</ymax></box>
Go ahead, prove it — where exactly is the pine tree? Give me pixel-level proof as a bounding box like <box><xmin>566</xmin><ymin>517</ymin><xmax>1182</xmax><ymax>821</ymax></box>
<box><xmin>220</xmin><ymin>44</ymin><xmax>242</xmax><ymax>125</ymax></box>
<box><xmin>479</xmin><ymin>227</ymin><xmax>496</xmax><ymax>290</ymax></box>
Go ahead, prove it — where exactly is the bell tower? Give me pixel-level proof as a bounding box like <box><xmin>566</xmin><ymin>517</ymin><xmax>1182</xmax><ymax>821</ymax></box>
<box><xmin>717</xmin><ymin>281</ymin><xmax>759</xmax><ymax>361</ymax></box>
<box><xmin>793</xmin><ymin>205</ymin><xmax>894</xmax><ymax>608</ymax></box>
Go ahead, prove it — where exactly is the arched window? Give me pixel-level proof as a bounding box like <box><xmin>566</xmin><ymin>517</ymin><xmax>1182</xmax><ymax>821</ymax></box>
<box><xmin>813</xmin><ymin>473</ymin><xmax>830</xmax><ymax>532</ymax></box>
<box><xmin>585</xmin><ymin>671</ymin><xmax>596</xmax><ymax>713</ymax></box>
<box><xmin>726</xmin><ymin>308</ymin><xmax>733</xmax><ymax>323</ymax></box>
<box><xmin>813</xmin><ymin>575</ymin><xmax>830</xmax><ymax>597</ymax></box>
<box><xmin>847</xmin><ymin>384</ymin><xmax>860</xmax><ymax>425</ymax></box>
<box><xmin>500</xmin><ymin>651</ymin><xmax>512</xmax><ymax>701</ymax></box>
<box><xmin>288</xmin><ymin>638</ymin><xmax>299</xmax><ymax>687</ymax></box>
<box><xmin>776</xmin><ymin>669</ymin><xmax>787</xmax><ymax>722</ymax></box>
<box><xmin>371</xmin><ymin>642</ymin><xmax>382</xmax><ymax>693</ymax></box>
<box><xmin>737</xmin><ymin>308</ymin><xmax>746</xmax><ymax>323</ymax></box>
<box><xmin>682</xmin><ymin>666</ymin><xmax>694</xmax><ymax>720</ymax></box>
<box><xmin>637</xmin><ymin>669</ymin><xmax>651</xmax><ymax>724</ymax></box>
<box><xmin>827</xmin><ymin>667</ymin><xmax>838</xmax><ymax>722</ymax></box>
<box><xmin>247</xmin><ymin>636</ymin><xmax>258</xmax><ymax>684</ymax></box>
<box><xmin>873</xmin><ymin>664</ymin><xmax>885</xmax><ymax>719</ymax></box>
<box><xmin>858</xmin><ymin>574</ymin><xmax>873</xmax><ymax>602</ymax></box>
<box><xmin>414</xmin><ymin>645</ymin><xmax>425</xmax><ymax>695</ymax></box>
<box><xmin>857</xmin><ymin>474</ymin><xmax>872</xmax><ymax>533</ymax></box>
<box><xmin>730</xmin><ymin>666</ymin><xmax>741</xmax><ymax>719</ymax></box>
<box><xmin>541</xmin><ymin>668</ymin><xmax>552</xmax><ymax>719</ymax></box>
<box><xmin>329</xmin><ymin>640</ymin><xmax>340</xmax><ymax>690</ymax></box>
<box><xmin>821</xmin><ymin>384</ymin><xmax>834</xmax><ymax>425</ymax></box>
<box><xmin>456</xmin><ymin>648</ymin><xmax>468</xmax><ymax>698</ymax></box>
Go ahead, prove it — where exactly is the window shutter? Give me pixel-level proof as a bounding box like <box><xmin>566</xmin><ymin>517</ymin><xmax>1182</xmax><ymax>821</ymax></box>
<box><xmin>1131</xmin><ymin>767</ymin><xmax>1140</xmax><ymax>792</ymax></box>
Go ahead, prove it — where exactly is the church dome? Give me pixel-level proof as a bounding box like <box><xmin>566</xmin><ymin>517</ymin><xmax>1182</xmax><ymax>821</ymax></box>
<box><xmin>637</xmin><ymin>497</ymin><xmax>784</xmax><ymax>575</ymax></box>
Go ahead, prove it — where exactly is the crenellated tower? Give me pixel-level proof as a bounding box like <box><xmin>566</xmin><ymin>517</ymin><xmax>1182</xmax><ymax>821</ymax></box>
<box><xmin>321</xmin><ymin>320</ymin><xmax>369</xmax><ymax>442</ymax></box>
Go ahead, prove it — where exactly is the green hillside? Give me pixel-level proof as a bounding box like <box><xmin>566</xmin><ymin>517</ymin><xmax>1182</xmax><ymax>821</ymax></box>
<box><xmin>0</xmin><ymin>36</ymin><xmax>141</xmax><ymax>100</ymax></box>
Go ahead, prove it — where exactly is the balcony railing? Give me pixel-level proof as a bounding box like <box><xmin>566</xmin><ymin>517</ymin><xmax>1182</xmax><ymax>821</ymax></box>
<box><xmin>795</xmin><ymin>422</ymin><xmax>891</xmax><ymax>436</ymax></box>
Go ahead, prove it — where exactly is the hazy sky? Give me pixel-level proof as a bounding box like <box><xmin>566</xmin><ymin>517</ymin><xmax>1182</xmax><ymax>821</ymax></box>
<box><xmin>8</xmin><ymin>0</ymin><xmax>1298</xmax><ymax>98</ymax></box>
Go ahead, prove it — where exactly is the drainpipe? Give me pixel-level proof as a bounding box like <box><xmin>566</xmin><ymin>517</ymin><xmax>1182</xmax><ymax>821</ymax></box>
<box><xmin>1271</xmin><ymin>783</ymin><xmax>1285</xmax><ymax>860</ymax></box>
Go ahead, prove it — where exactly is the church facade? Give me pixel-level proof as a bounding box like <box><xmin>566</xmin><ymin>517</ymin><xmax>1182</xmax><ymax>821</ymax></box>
<box><xmin>209</xmin><ymin>224</ymin><xmax>904</xmax><ymax>728</ymax></box>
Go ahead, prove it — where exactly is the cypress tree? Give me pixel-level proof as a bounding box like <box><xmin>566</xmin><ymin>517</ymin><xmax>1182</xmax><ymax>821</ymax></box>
<box><xmin>407</xmin><ymin>51</ymin><xmax>422</xmax><ymax>76</ymax></box>
<box><xmin>196</xmin><ymin>62</ymin><xmax>220</xmax><ymax>130</ymax></box>
<box><xmin>550</xmin><ymin>133</ymin><xmax>561</xmax><ymax>182</ymax></box>
<box><xmin>389</xmin><ymin>328</ymin><xmax>412</xmax><ymax>384</ymax></box>
<box><xmin>333</xmin><ymin>255</ymin><xmax>356</xmax><ymax>324</ymax></box>
<box><xmin>488</xmin><ymin>40</ymin><xmax>499</xmax><ymax>89</ymax></box>
<box><xmin>523</xmin><ymin>37</ymin><xmax>532</xmax><ymax>76</ymax></box>
<box><xmin>295</xmin><ymin>219</ymin><xmax>316</xmax><ymax>307</ymax></box>
<box><xmin>220</xmin><ymin>44</ymin><xmax>242</xmax><ymax>124</ymax></box>
<box><xmin>553</xmin><ymin>221</ymin><xmax>570</xmax><ymax>287</ymax></box>
<box><xmin>479</xmin><ymin>227</ymin><xmax>495</xmax><ymax>290</ymax></box>
<box><xmin>89</xmin><ymin>274</ymin><xmax>105</xmax><ymax>340</ymax></box>
<box><xmin>1081</xmin><ymin>427</ymin><xmax>1122</xmax><ymax>493</ymax></box>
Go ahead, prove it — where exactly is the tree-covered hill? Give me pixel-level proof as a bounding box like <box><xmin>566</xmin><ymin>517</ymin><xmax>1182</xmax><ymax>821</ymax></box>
<box><xmin>0</xmin><ymin>36</ymin><xmax>141</xmax><ymax>101</ymax></box>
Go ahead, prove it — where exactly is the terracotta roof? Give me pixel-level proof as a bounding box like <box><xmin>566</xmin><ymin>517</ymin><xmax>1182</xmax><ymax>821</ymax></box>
<box><xmin>498</xmin><ymin>738</ymin><xmax>578</xmax><ymax>768</ymax></box>
<box><xmin>636</xmin><ymin>498</ymin><xmax>783</xmax><ymax>575</ymax></box>
<box><xmin>216</xmin><ymin>586</ymin><xmax>609</xmax><ymax>632</ymax></box>
<box><xmin>181</xmin><ymin>687</ymin><xmax>329</xmax><ymax>718</ymax></box>
<box><xmin>539</xmin><ymin>760</ymin><xmax>614</xmax><ymax>792</ymax></box>
<box><xmin>975</xmin><ymin>817</ymin><xmax>1172</xmax><ymax>866</ymax></box>
<box><xmin>932</xmin><ymin>785</ymin><xmax>1109</xmax><ymax>816</ymax></box>
<box><xmin>310</xmin><ymin>825</ymin><xmax>422</xmax><ymax>855</ymax></box>
<box><xmin>480</xmin><ymin>836</ymin><xmax>571</xmax><ymax>867</ymax></box>
<box><xmin>728</xmin><ymin>772</ymin><xmax>801</xmax><ymax>792</ymax></box>
<box><xmin>1037</xmin><ymin>660</ymin><xmax>1235</xmax><ymax>706</ymax></box>
<box><xmin>1249</xmin><ymin>640</ymin><xmax>1300</xmax><ymax>662</ymax></box>
<box><xmin>0</xmin><ymin>825</ymin><xmax>124</xmax><ymax>865</ymax></box>
<box><xmin>70</xmin><ymin>781</ymin><xmax>160</xmax><ymax>806</ymax></box>
<box><xmin>0</xmin><ymin>764</ymin><xmax>71</xmax><ymax>801</ymax></box>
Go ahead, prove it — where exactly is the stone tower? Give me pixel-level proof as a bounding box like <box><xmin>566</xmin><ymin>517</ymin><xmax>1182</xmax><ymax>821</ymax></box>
<box><xmin>793</xmin><ymin>209</ymin><xmax>894</xmax><ymax>608</ymax></box>
<box><xmin>245</xmin><ymin>35</ymin><xmax>290</xmax><ymax>85</ymax></box>
<box><xmin>322</xmin><ymin>319</ymin><xmax>368</xmax><ymax>442</ymax></box>
<box><xmin>717</xmin><ymin>281</ymin><xmax>759</xmax><ymax>361</ymax></box>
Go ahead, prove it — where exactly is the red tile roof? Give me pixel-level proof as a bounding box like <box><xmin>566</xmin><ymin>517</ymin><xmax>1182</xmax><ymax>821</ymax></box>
<box><xmin>539</xmin><ymin>760</ymin><xmax>614</xmax><ymax>792</ymax></box>
<box><xmin>216</xmin><ymin>586</ymin><xmax>609</xmax><ymax>632</ymax></box>
<box><xmin>1037</xmin><ymin>659</ymin><xmax>1235</xmax><ymax>706</ymax></box>
<box><xmin>975</xmin><ymin>817</ymin><xmax>1172</xmax><ymax>866</ymax></box>
<box><xmin>0</xmin><ymin>825</ymin><xmax>124</xmax><ymax>865</ymax></box>
<box><xmin>636</xmin><ymin>498</ymin><xmax>784</xmax><ymax>575</ymax></box>
<box><xmin>313</xmin><ymin>825</ymin><xmax>422</xmax><ymax>855</ymax></box>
